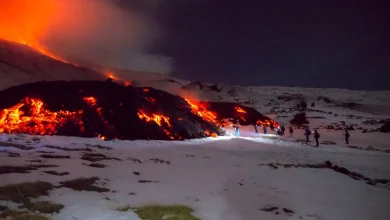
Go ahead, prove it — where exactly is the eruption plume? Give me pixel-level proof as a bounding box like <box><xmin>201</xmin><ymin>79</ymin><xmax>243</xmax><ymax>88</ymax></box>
<box><xmin>0</xmin><ymin>0</ymin><xmax>172</xmax><ymax>74</ymax></box>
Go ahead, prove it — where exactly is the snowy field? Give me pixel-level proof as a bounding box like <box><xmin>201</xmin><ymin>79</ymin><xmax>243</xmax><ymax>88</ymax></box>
<box><xmin>1</xmin><ymin>127</ymin><xmax>390</xmax><ymax>220</ymax></box>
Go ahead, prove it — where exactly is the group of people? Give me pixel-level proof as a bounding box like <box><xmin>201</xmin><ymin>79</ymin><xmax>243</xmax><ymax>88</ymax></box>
<box><xmin>276</xmin><ymin>125</ymin><xmax>294</xmax><ymax>136</ymax></box>
<box><xmin>234</xmin><ymin>122</ymin><xmax>351</xmax><ymax>147</ymax></box>
<box><xmin>237</xmin><ymin>123</ymin><xmax>294</xmax><ymax>137</ymax></box>
<box><xmin>304</xmin><ymin>128</ymin><xmax>350</xmax><ymax>147</ymax></box>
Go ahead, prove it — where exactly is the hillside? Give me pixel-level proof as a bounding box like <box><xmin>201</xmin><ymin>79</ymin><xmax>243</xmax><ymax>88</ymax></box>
<box><xmin>1</xmin><ymin>39</ymin><xmax>390</xmax><ymax>136</ymax></box>
<box><xmin>0</xmin><ymin>39</ymin><xmax>104</xmax><ymax>91</ymax></box>
<box><xmin>1</xmin><ymin>34</ymin><xmax>390</xmax><ymax>220</ymax></box>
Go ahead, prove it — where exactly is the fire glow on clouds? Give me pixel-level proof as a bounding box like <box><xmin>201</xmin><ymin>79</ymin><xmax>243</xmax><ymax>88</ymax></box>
<box><xmin>0</xmin><ymin>0</ymin><xmax>172</xmax><ymax>73</ymax></box>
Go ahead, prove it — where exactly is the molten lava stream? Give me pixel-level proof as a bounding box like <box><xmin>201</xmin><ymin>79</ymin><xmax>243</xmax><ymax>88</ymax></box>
<box><xmin>137</xmin><ymin>110</ymin><xmax>172</xmax><ymax>127</ymax></box>
<box><xmin>184</xmin><ymin>99</ymin><xmax>218</xmax><ymax>124</ymax></box>
<box><xmin>82</xmin><ymin>97</ymin><xmax>114</xmax><ymax>131</ymax></box>
<box><xmin>235</xmin><ymin>106</ymin><xmax>247</xmax><ymax>113</ymax></box>
<box><xmin>137</xmin><ymin>110</ymin><xmax>174</xmax><ymax>139</ymax></box>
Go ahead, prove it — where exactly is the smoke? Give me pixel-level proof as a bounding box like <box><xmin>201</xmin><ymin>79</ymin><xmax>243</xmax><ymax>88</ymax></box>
<box><xmin>0</xmin><ymin>0</ymin><xmax>173</xmax><ymax>74</ymax></box>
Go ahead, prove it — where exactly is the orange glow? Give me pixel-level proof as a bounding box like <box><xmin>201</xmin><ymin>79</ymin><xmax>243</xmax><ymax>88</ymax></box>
<box><xmin>106</xmin><ymin>73</ymin><xmax>115</xmax><ymax>79</ymax></box>
<box><xmin>0</xmin><ymin>0</ymin><xmax>69</xmax><ymax>63</ymax></box>
<box><xmin>82</xmin><ymin>97</ymin><xmax>113</xmax><ymax>131</ymax></box>
<box><xmin>83</xmin><ymin>97</ymin><xmax>97</xmax><ymax>107</ymax></box>
<box><xmin>137</xmin><ymin>110</ymin><xmax>171</xmax><ymax>127</ymax></box>
<box><xmin>185</xmin><ymin>99</ymin><xmax>217</xmax><ymax>124</ymax></box>
<box><xmin>143</xmin><ymin>88</ymin><xmax>149</xmax><ymax>92</ymax></box>
<box><xmin>235</xmin><ymin>106</ymin><xmax>246</xmax><ymax>113</ymax></box>
<box><xmin>124</xmin><ymin>81</ymin><xmax>132</xmax><ymax>87</ymax></box>
<box><xmin>137</xmin><ymin>110</ymin><xmax>174</xmax><ymax>139</ymax></box>
<box><xmin>211</xmin><ymin>133</ymin><xmax>218</xmax><ymax>138</ymax></box>
<box><xmin>0</xmin><ymin>97</ymin><xmax>84</xmax><ymax>135</ymax></box>
<box><xmin>256</xmin><ymin>119</ymin><xmax>279</xmax><ymax>127</ymax></box>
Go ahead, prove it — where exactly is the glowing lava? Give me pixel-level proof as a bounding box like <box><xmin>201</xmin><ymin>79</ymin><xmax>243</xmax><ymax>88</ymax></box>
<box><xmin>137</xmin><ymin>110</ymin><xmax>171</xmax><ymax>127</ymax></box>
<box><xmin>0</xmin><ymin>97</ymin><xmax>84</xmax><ymax>135</ymax></box>
<box><xmin>256</xmin><ymin>119</ymin><xmax>279</xmax><ymax>127</ymax></box>
<box><xmin>82</xmin><ymin>97</ymin><xmax>113</xmax><ymax>131</ymax></box>
<box><xmin>137</xmin><ymin>110</ymin><xmax>174</xmax><ymax>139</ymax></box>
<box><xmin>235</xmin><ymin>106</ymin><xmax>247</xmax><ymax>113</ymax></box>
<box><xmin>106</xmin><ymin>73</ymin><xmax>115</xmax><ymax>79</ymax></box>
<box><xmin>83</xmin><ymin>97</ymin><xmax>97</xmax><ymax>107</ymax></box>
<box><xmin>185</xmin><ymin>99</ymin><xmax>217</xmax><ymax>124</ymax></box>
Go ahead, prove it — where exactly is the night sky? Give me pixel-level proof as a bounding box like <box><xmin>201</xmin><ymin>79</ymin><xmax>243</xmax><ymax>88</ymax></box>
<box><xmin>126</xmin><ymin>0</ymin><xmax>390</xmax><ymax>90</ymax></box>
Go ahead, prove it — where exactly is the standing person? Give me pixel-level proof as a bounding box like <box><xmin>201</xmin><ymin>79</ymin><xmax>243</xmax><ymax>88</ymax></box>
<box><xmin>254</xmin><ymin>123</ymin><xmax>258</xmax><ymax>134</ymax></box>
<box><xmin>281</xmin><ymin>126</ymin><xmax>286</xmax><ymax>136</ymax></box>
<box><xmin>263</xmin><ymin>125</ymin><xmax>267</xmax><ymax>134</ymax></box>
<box><xmin>270</xmin><ymin>123</ymin><xmax>274</xmax><ymax>131</ymax></box>
<box><xmin>344</xmin><ymin>129</ymin><xmax>350</xmax><ymax>144</ymax></box>
<box><xmin>289</xmin><ymin>126</ymin><xmax>294</xmax><ymax>137</ymax></box>
<box><xmin>314</xmin><ymin>130</ymin><xmax>320</xmax><ymax>146</ymax></box>
<box><xmin>234</xmin><ymin>125</ymin><xmax>240</xmax><ymax>137</ymax></box>
<box><xmin>305</xmin><ymin>128</ymin><xmax>311</xmax><ymax>142</ymax></box>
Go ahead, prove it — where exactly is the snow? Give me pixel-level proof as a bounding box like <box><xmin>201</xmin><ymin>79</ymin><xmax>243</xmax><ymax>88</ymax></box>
<box><xmin>1</xmin><ymin>129</ymin><xmax>390</xmax><ymax>220</ymax></box>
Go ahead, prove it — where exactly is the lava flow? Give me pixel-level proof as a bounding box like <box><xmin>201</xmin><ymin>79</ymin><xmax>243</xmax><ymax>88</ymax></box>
<box><xmin>185</xmin><ymin>99</ymin><xmax>218</xmax><ymax>124</ymax></box>
<box><xmin>235</xmin><ymin>106</ymin><xmax>247</xmax><ymax>113</ymax></box>
<box><xmin>83</xmin><ymin>97</ymin><xmax>114</xmax><ymax>131</ymax></box>
<box><xmin>0</xmin><ymin>81</ymin><xmax>276</xmax><ymax>140</ymax></box>
<box><xmin>0</xmin><ymin>97</ymin><xmax>84</xmax><ymax>135</ymax></box>
<box><xmin>137</xmin><ymin>110</ymin><xmax>172</xmax><ymax>127</ymax></box>
<box><xmin>137</xmin><ymin>110</ymin><xmax>175</xmax><ymax>139</ymax></box>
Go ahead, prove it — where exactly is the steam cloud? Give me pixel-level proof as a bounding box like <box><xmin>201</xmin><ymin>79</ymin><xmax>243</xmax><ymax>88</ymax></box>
<box><xmin>41</xmin><ymin>0</ymin><xmax>173</xmax><ymax>74</ymax></box>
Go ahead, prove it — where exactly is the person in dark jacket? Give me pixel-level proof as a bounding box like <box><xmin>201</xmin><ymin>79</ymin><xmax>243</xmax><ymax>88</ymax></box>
<box><xmin>254</xmin><ymin>123</ymin><xmax>258</xmax><ymax>134</ymax></box>
<box><xmin>305</xmin><ymin>128</ymin><xmax>311</xmax><ymax>142</ymax></box>
<box><xmin>344</xmin><ymin>129</ymin><xmax>350</xmax><ymax>144</ymax></box>
<box><xmin>263</xmin><ymin>125</ymin><xmax>267</xmax><ymax>134</ymax></box>
<box><xmin>314</xmin><ymin>130</ymin><xmax>320</xmax><ymax>146</ymax></box>
<box><xmin>281</xmin><ymin>126</ymin><xmax>285</xmax><ymax>136</ymax></box>
<box><xmin>289</xmin><ymin>126</ymin><xmax>294</xmax><ymax>137</ymax></box>
<box><xmin>270</xmin><ymin>123</ymin><xmax>274</xmax><ymax>131</ymax></box>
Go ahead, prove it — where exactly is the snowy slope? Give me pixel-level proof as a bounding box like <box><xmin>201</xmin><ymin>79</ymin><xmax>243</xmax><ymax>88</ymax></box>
<box><xmin>107</xmin><ymin>72</ymin><xmax>390</xmax><ymax>134</ymax></box>
<box><xmin>0</xmin><ymin>39</ymin><xmax>105</xmax><ymax>91</ymax></box>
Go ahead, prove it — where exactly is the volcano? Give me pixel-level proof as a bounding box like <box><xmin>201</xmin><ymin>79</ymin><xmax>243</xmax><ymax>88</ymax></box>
<box><xmin>0</xmin><ymin>80</ymin><xmax>277</xmax><ymax>140</ymax></box>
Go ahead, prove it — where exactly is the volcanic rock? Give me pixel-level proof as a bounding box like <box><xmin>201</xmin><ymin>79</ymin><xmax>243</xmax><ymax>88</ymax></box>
<box><xmin>0</xmin><ymin>80</ymin><xmax>277</xmax><ymax>140</ymax></box>
<box><xmin>199</xmin><ymin>102</ymin><xmax>276</xmax><ymax>126</ymax></box>
<box><xmin>0</xmin><ymin>80</ymin><xmax>224</xmax><ymax>140</ymax></box>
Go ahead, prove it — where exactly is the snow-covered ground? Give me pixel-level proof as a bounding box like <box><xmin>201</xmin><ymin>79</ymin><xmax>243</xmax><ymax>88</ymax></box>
<box><xmin>1</xmin><ymin>128</ymin><xmax>390</xmax><ymax>220</ymax></box>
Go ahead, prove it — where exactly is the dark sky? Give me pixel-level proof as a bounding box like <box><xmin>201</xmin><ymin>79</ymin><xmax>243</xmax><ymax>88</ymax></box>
<box><xmin>130</xmin><ymin>0</ymin><xmax>390</xmax><ymax>90</ymax></box>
